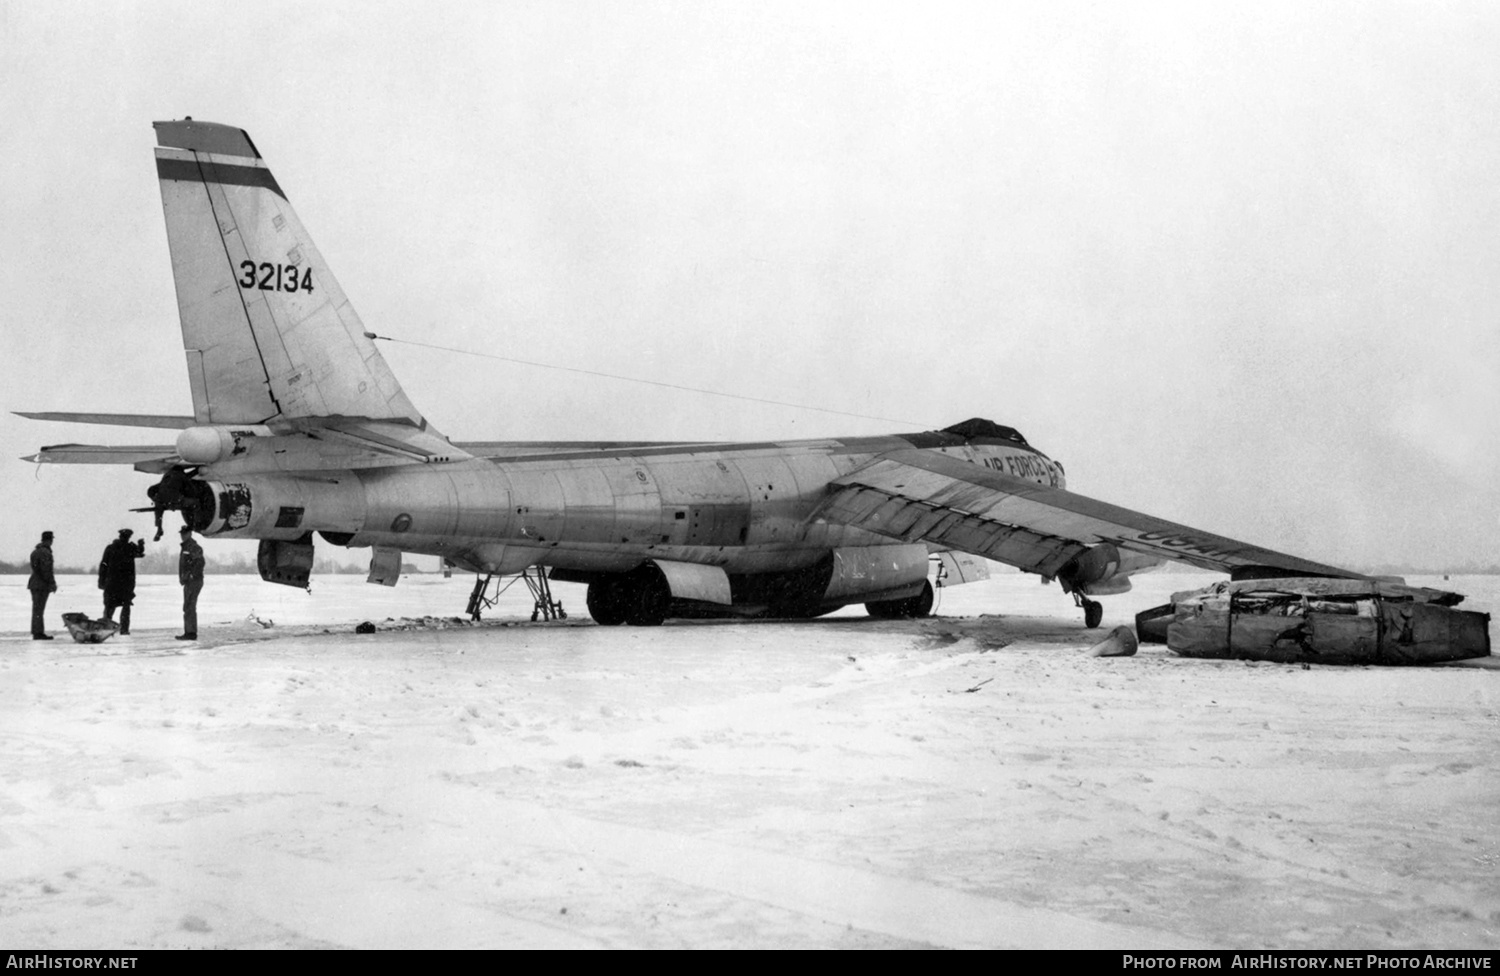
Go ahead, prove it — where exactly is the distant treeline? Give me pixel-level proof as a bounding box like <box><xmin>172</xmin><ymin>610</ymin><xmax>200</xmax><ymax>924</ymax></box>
<box><xmin>0</xmin><ymin>554</ymin><xmax>415</xmax><ymax>576</ymax></box>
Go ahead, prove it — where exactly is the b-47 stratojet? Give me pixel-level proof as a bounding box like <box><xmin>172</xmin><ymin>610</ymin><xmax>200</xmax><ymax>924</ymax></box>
<box><xmin>20</xmin><ymin>120</ymin><xmax>1369</xmax><ymax>627</ymax></box>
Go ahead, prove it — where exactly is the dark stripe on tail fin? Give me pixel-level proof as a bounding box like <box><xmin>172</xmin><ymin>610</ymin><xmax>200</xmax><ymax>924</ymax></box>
<box><xmin>155</xmin><ymin>158</ymin><xmax>285</xmax><ymax>200</ymax></box>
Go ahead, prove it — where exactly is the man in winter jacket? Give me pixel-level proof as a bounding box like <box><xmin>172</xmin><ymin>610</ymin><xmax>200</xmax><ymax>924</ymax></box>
<box><xmin>28</xmin><ymin>530</ymin><xmax>57</xmax><ymax>640</ymax></box>
<box><xmin>178</xmin><ymin>527</ymin><xmax>206</xmax><ymax>640</ymax></box>
<box><xmin>99</xmin><ymin>528</ymin><xmax>145</xmax><ymax>635</ymax></box>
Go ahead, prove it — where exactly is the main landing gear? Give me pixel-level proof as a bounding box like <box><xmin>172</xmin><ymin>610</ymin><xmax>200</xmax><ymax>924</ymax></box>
<box><xmin>586</xmin><ymin>564</ymin><xmax>671</xmax><ymax>627</ymax></box>
<box><xmin>865</xmin><ymin>580</ymin><xmax>935</xmax><ymax>620</ymax></box>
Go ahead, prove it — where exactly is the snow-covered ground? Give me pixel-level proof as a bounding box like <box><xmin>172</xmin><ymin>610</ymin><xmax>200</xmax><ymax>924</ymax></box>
<box><xmin>1</xmin><ymin>571</ymin><xmax>1496</xmax><ymax>948</ymax></box>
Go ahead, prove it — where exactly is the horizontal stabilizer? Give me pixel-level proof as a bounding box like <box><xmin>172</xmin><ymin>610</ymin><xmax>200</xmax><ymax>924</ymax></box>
<box><xmin>154</xmin><ymin>119</ymin><xmax>263</xmax><ymax>159</ymax></box>
<box><xmin>15</xmin><ymin>412</ymin><xmax>197</xmax><ymax>429</ymax></box>
<box><xmin>24</xmin><ymin>444</ymin><xmax>178</xmax><ymax>471</ymax></box>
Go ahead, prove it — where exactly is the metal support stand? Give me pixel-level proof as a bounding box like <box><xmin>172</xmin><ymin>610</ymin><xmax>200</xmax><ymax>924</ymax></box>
<box><xmin>467</xmin><ymin>573</ymin><xmax>494</xmax><ymax>621</ymax></box>
<box><xmin>522</xmin><ymin>568</ymin><xmax>567</xmax><ymax>621</ymax></box>
<box><xmin>465</xmin><ymin>568</ymin><xmax>567</xmax><ymax>622</ymax></box>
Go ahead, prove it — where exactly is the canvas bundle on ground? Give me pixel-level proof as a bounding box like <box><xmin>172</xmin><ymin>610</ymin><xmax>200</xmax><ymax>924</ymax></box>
<box><xmin>61</xmin><ymin>613</ymin><xmax>120</xmax><ymax>644</ymax></box>
<box><xmin>1135</xmin><ymin>578</ymin><xmax>1490</xmax><ymax>665</ymax></box>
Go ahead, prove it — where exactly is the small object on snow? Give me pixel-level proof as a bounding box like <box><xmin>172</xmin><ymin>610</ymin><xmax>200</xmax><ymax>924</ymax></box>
<box><xmin>245</xmin><ymin>611</ymin><xmax>274</xmax><ymax>629</ymax></box>
<box><xmin>61</xmin><ymin>613</ymin><xmax>119</xmax><ymax>644</ymax></box>
<box><xmin>1087</xmin><ymin>625</ymin><xmax>1138</xmax><ymax>658</ymax></box>
<box><xmin>355</xmin><ymin>621</ymin><xmax>376</xmax><ymax>634</ymax></box>
<box><xmin>963</xmin><ymin>677</ymin><xmax>994</xmax><ymax>693</ymax></box>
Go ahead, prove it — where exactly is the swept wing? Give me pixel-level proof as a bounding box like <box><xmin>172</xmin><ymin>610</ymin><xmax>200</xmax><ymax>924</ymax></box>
<box><xmin>814</xmin><ymin>448</ymin><xmax>1366</xmax><ymax>580</ymax></box>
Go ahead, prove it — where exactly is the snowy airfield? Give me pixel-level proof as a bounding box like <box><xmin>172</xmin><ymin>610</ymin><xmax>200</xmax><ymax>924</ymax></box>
<box><xmin>1</xmin><ymin>569</ymin><xmax>1496</xmax><ymax>949</ymax></box>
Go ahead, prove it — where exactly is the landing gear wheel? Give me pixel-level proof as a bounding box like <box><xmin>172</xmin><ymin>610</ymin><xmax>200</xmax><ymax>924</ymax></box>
<box><xmin>909</xmin><ymin>579</ymin><xmax>935</xmax><ymax>618</ymax></box>
<box><xmin>1082</xmin><ymin>598</ymin><xmax>1103</xmax><ymax>629</ymax></box>
<box><xmin>865</xmin><ymin>580</ymin><xmax>935</xmax><ymax>620</ymax></box>
<box><xmin>623</xmin><ymin>565</ymin><xmax>671</xmax><ymax>626</ymax></box>
<box><xmin>586</xmin><ymin>579</ymin><xmax>628</xmax><ymax>626</ymax></box>
<box><xmin>767</xmin><ymin>599</ymin><xmax>825</xmax><ymax>619</ymax></box>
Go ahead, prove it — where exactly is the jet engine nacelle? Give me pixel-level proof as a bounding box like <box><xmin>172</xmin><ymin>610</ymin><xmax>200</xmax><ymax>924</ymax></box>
<box><xmin>1060</xmin><ymin>543</ymin><xmax>1165</xmax><ymax>596</ymax></box>
<box><xmin>822</xmin><ymin>544</ymin><xmax>931</xmax><ymax>603</ymax></box>
<box><xmin>1076</xmin><ymin>576</ymin><xmax>1135</xmax><ymax>597</ymax></box>
<box><xmin>1061</xmin><ymin>543</ymin><xmax>1121</xmax><ymax>589</ymax></box>
<box><xmin>175</xmin><ymin>425</ymin><xmax>274</xmax><ymax>465</ymax></box>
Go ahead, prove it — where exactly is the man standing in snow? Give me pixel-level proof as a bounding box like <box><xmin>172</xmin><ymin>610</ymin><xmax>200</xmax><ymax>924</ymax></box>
<box><xmin>177</xmin><ymin>526</ymin><xmax>205</xmax><ymax>641</ymax></box>
<box><xmin>99</xmin><ymin>528</ymin><xmax>145</xmax><ymax>635</ymax></box>
<box><xmin>28</xmin><ymin>530</ymin><xmax>57</xmax><ymax>640</ymax></box>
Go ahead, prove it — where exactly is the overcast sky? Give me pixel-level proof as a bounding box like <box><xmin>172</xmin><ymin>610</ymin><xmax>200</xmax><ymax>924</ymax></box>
<box><xmin>2</xmin><ymin>0</ymin><xmax>1497</xmax><ymax>576</ymax></box>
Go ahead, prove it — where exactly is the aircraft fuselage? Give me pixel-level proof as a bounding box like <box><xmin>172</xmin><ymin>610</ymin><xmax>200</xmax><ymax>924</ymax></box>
<box><xmin>189</xmin><ymin>431</ymin><xmax>1065</xmax><ymax>579</ymax></box>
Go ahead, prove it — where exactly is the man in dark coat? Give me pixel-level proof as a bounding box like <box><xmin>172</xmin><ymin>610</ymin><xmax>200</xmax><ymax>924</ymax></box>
<box><xmin>28</xmin><ymin>530</ymin><xmax>57</xmax><ymax>640</ymax></box>
<box><xmin>177</xmin><ymin>526</ymin><xmax>206</xmax><ymax>641</ymax></box>
<box><xmin>99</xmin><ymin>528</ymin><xmax>145</xmax><ymax>635</ymax></box>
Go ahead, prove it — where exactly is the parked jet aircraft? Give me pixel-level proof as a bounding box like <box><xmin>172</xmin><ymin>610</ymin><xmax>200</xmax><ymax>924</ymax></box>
<box><xmin>19</xmin><ymin>119</ymin><xmax>1370</xmax><ymax>628</ymax></box>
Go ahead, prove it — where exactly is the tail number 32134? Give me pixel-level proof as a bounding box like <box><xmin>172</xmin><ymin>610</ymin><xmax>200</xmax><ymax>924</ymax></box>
<box><xmin>238</xmin><ymin>261</ymin><xmax>315</xmax><ymax>293</ymax></box>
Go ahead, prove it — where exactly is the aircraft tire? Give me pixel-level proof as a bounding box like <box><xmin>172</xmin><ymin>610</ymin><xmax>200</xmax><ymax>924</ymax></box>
<box><xmin>766</xmin><ymin>595</ymin><xmax>830</xmax><ymax>619</ymax></box>
<box><xmin>622</xmin><ymin>565</ymin><xmax>671</xmax><ymax>627</ymax></box>
<box><xmin>865</xmin><ymin>581</ymin><xmax>934</xmax><ymax>620</ymax></box>
<box><xmin>586</xmin><ymin>579</ymin><xmax>628</xmax><ymax>626</ymax></box>
<box><xmin>909</xmin><ymin>580</ymin><xmax>934</xmax><ymax>618</ymax></box>
<box><xmin>779</xmin><ymin>605</ymin><xmax>839</xmax><ymax>620</ymax></box>
<box><xmin>1083</xmin><ymin>598</ymin><xmax>1103</xmax><ymax>629</ymax></box>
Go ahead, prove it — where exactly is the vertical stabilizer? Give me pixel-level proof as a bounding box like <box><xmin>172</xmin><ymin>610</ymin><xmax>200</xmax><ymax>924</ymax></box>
<box><xmin>153</xmin><ymin>120</ymin><xmax>429</xmax><ymax>430</ymax></box>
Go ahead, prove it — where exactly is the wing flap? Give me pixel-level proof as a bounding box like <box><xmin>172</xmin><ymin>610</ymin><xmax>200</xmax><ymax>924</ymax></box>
<box><xmin>819</xmin><ymin>449</ymin><xmax>1365</xmax><ymax>579</ymax></box>
<box><xmin>816</xmin><ymin>482</ymin><xmax>1087</xmax><ymax>577</ymax></box>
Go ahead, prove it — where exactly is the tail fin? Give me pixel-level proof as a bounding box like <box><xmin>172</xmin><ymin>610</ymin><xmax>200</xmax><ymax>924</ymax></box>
<box><xmin>153</xmin><ymin>119</ymin><xmax>429</xmax><ymax>430</ymax></box>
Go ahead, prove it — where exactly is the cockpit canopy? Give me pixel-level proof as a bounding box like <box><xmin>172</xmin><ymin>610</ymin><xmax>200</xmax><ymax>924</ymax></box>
<box><xmin>942</xmin><ymin>418</ymin><xmax>1028</xmax><ymax>446</ymax></box>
